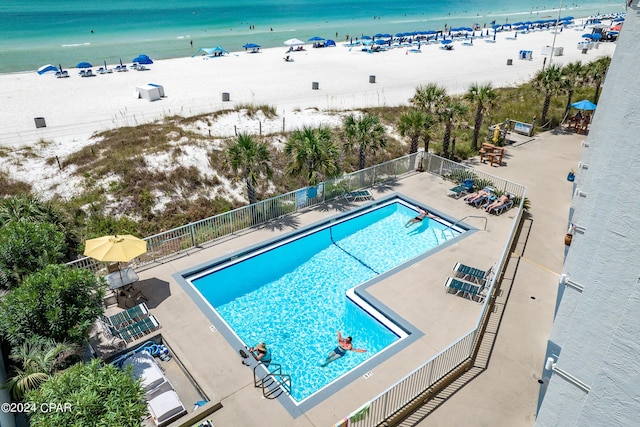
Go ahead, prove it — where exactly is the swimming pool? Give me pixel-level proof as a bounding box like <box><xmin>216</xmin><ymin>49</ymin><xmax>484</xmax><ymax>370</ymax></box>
<box><xmin>181</xmin><ymin>196</ymin><xmax>468</xmax><ymax>408</ymax></box>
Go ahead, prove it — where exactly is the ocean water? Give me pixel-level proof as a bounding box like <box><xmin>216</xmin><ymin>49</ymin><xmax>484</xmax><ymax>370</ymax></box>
<box><xmin>0</xmin><ymin>0</ymin><xmax>624</xmax><ymax>73</ymax></box>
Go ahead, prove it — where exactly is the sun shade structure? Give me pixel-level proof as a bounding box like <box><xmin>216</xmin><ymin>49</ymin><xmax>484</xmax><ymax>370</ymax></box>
<box><xmin>84</xmin><ymin>234</ymin><xmax>147</xmax><ymax>262</ymax></box>
<box><xmin>37</xmin><ymin>64</ymin><xmax>58</xmax><ymax>75</ymax></box>
<box><xmin>571</xmin><ymin>100</ymin><xmax>597</xmax><ymax>110</ymax></box>
<box><xmin>76</xmin><ymin>62</ymin><xmax>92</xmax><ymax>68</ymax></box>
<box><xmin>284</xmin><ymin>38</ymin><xmax>305</xmax><ymax>46</ymax></box>
<box><xmin>132</xmin><ymin>54</ymin><xmax>153</xmax><ymax>64</ymax></box>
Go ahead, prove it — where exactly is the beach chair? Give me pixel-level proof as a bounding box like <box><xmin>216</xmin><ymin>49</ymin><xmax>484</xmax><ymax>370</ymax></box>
<box><xmin>452</xmin><ymin>262</ymin><xmax>493</xmax><ymax>285</ymax></box>
<box><xmin>447</xmin><ymin>179</ymin><xmax>474</xmax><ymax>199</ymax></box>
<box><xmin>117</xmin><ymin>315</ymin><xmax>161</xmax><ymax>343</ymax></box>
<box><xmin>464</xmin><ymin>187</ymin><xmax>495</xmax><ymax>208</ymax></box>
<box><xmin>343</xmin><ymin>190</ymin><xmax>374</xmax><ymax>202</ymax></box>
<box><xmin>444</xmin><ymin>277</ymin><xmax>485</xmax><ymax>303</ymax></box>
<box><xmin>487</xmin><ymin>196</ymin><xmax>514</xmax><ymax>215</ymax></box>
<box><xmin>102</xmin><ymin>302</ymin><xmax>150</xmax><ymax>329</ymax></box>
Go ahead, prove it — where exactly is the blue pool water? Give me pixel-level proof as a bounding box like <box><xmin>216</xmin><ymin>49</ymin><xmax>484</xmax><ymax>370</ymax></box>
<box><xmin>189</xmin><ymin>200</ymin><xmax>462</xmax><ymax>402</ymax></box>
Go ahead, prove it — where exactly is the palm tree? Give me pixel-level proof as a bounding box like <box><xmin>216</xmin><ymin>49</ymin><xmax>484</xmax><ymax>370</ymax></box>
<box><xmin>561</xmin><ymin>61</ymin><xmax>585</xmax><ymax>117</ymax></box>
<box><xmin>410</xmin><ymin>83</ymin><xmax>447</xmax><ymax>114</ymax></box>
<box><xmin>398</xmin><ymin>109</ymin><xmax>434</xmax><ymax>154</ymax></box>
<box><xmin>464</xmin><ymin>83</ymin><xmax>499</xmax><ymax>151</ymax></box>
<box><xmin>5</xmin><ymin>336</ymin><xmax>73</xmax><ymax>400</ymax></box>
<box><xmin>343</xmin><ymin>113</ymin><xmax>387</xmax><ymax>169</ymax></box>
<box><xmin>285</xmin><ymin>126</ymin><xmax>340</xmax><ymax>186</ymax></box>
<box><xmin>411</xmin><ymin>84</ymin><xmax>448</xmax><ymax>154</ymax></box>
<box><xmin>587</xmin><ymin>56</ymin><xmax>611</xmax><ymax>103</ymax></box>
<box><xmin>225</xmin><ymin>133</ymin><xmax>272</xmax><ymax>205</ymax></box>
<box><xmin>440</xmin><ymin>101</ymin><xmax>468</xmax><ymax>159</ymax></box>
<box><xmin>533</xmin><ymin>64</ymin><xmax>566</xmax><ymax>127</ymax></box>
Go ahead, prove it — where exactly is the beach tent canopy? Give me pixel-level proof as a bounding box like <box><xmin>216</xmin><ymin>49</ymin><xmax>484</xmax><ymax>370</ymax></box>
<box><xmin>195</xmin><ymin>47</ymin><xmax>228</xmax><ymax>56</ymax></box>
<box><xmin>284</xmin><ymin>38</ymin><xmax>305</xmax><ymax>46</ymax></box>
<box><xmin>324</xmin><ymin>39</ymin><xmax>336</xmax><ymax>47</ymax></box>
<box><xmin>37</xmin><ymin>64</ymin><xmax>58</xmax><ymax>75</ymax></box>
<box><xmin>571</xmin><ymin>100</ymin><xmax>597</xmax><ymax>110</ymax></box>
<box><xmin>133</xmin><ymin>54</ymin><xmax>153</xmax><ymax>64</ymax></box>
<box><xmin>76</xmin><ymin>62</ymin><xmax>92</xmax><ymax>68</ymax></box>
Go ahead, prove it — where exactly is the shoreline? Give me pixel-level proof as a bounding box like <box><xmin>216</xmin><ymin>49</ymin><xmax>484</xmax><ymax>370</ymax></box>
<box><xmin>1</xmin><ymin>22</ymin><xmax>617</xmax><ymax>152</ymax></box>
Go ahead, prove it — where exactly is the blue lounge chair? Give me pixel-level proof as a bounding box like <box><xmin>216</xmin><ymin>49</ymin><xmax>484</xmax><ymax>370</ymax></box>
<box><xmin>447</xmin><ymin>179</ymin><xmax>474</xmax><ymax>199</ymax></box>
<box><xmin>486</xmin><ymin>194</ymin><xmax>514</xmax><ymax>215</ymax></box>
<box><xmin>452</xmin><ymin>262</ymin><xmax>493</xmax><ymax>285</ymax></box>
<box><xmin>465</xmin><ymin>187</ymin><xmax>495</xmax><ymax>208</ymax></box>
<box><xmin>444</xmin><ymin>277</ymin><xmax>485</xmax><ymax>303</ymax></box>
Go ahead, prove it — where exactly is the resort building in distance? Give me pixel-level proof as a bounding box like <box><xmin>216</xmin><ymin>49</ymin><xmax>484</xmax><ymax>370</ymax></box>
<box><xmin>535</xmin><ymin>5</ymin><xmax>640</xmax><ymax>426</ymax></box>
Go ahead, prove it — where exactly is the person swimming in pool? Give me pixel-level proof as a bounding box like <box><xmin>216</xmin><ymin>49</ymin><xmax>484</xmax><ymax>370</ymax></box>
<box><xmin>405</xmin><ymin>207</ymin><xmax>437</xmax><ymax>227</ymax></box>
<box><xmin>320</xmin><ymin>331</ymin><xmax>366</xmax><ymax>367</ymax></box>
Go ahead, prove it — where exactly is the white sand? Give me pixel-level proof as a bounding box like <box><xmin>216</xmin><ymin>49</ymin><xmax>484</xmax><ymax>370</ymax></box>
<box><xmin>0</xmin><ymin>25</ymin><xmax>616</xmax><ymax>200</ymax></box>
<box><xmin>0</xmin><ymin>26</ymin><xmax>615</xmax><ymax>148</ymax></box>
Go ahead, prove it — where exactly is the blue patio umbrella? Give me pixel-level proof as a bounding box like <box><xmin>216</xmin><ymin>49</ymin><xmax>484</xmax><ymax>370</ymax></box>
<box><xmin>132</xmin><ymin>54</ymin><xmax>153</xmax><ymax>64</ymax></box>
<box><xmin>243</xmin><ymin>43</ymin><xmax>261</xmax><ymax>49</ymax></box>
<box><xmin>37</xmin><ymin>64</ymin><xmax>58</xmax><ymax>75</ymax></box>
<box><xmin>76</xmin><ymin>62</ymin><xmax>92</xmax><ymax>68</ymax></box>
<box><xmin>308</xmin><ymin>36</ymin><xmax>325</xmax><ymax>41</ymax></box>
<box><xmin>361</xmin><ymin>35</ymin><xmax>372</xmax><ymax>40</ymax></box>
<box><xmin>441</xmin><ymin>39</ymin><xmax>452</xmax><ymax>45</ymax></box>
<box><xmin>571</xmin><ymin>100</ymin><xmax>597</xmax><ymax>111</ymax></box>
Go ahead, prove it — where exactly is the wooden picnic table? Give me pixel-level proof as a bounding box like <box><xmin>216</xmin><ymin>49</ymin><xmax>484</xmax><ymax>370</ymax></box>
<box><xmin>479</xmin><ymin>142</ymin><xmax>506</xmax><ymax>167</ymax></box>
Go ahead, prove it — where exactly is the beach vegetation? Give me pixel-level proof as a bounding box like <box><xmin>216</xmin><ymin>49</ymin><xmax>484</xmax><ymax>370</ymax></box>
<box><xmin>225</xmin><ymin>133</ymin><xmax>273</xmax><ymax>205</ymax></box>
<box><xmin>25</xmin><ymin>358</ymin><xmax>147</xmax><ymax>427</ymax></box>
<box><xmin>0</xmin><ymin>264</ymin><xmax>104</xmax><ymax>346</ymax></box>
<box><xmin>235</xmin><ymin>103</ymin><xmax>277</xmax><ymax>118</ymax></box>
<box><xmin>585</xmin><ymin>56</ymin><xmax>611</xmax><ymax>103</ymax></box>
<box><xmin>440</xmin><ymin>101</ymin><xmax>468</xmax><ymax>160</ymax></box>
<box><xmin>342</xmin><ymin>113</ymin><xmax>387</xmax><ymax>170</ymax></box>
<box><xmin>464</xmin><ymin>83</ymin><xmax>500</xmax><ymax>151</ymax></box>
<box><xmin>285</xmin><ymin>126</ymin><xmax>340</xmax><ymax>186</ymax></box>
<box><xmin>5</xmin><ymin>336</ymin><xmax>75</xmax><ymax>400</ymax></box>
<box><xmin>398</xmin><ymin>109</ymin><xmax>435</xmax><ymax>154</ymax></box>
<box><xmin>532</xmin><ymin>64</ymin><xmax>567</xmax><ymax>128</ymax></box>
<box><xmin>561</xmin><ymin>61</ymin><xmax>587</xmax><ymax>117</ymax></box>
<box><xmin>0</xmin><ymin>171</ymin><xmax>31</xmax><ymax>196</ymax></box>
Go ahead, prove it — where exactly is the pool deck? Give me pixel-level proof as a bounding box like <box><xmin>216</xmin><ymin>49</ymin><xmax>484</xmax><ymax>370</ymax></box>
<box><xmin>123</xmin><ymin>129</ymin><xmax>580</xmax><ymax>426</ymax></box>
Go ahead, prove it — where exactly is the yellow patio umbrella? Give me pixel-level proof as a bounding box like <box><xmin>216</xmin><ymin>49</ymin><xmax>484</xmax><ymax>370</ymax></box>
<box><xmin>84</xmin><ymin>234</ymin><xmax>147</xmax><ymax>262</ymax></box>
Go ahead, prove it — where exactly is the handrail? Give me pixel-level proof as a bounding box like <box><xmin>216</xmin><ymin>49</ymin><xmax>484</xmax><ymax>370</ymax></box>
<box><xmin>253</xmin><ymin>362</ymin><xmax>292</xmax><ymax>399</ymax></box>
<box><xmin>445</xmin><ymin>215</ymin><xmax>488</xmax><ymax>232</ymax></box>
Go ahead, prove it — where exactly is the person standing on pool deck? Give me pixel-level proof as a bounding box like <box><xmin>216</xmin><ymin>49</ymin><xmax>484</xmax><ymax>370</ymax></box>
<box><xmin>405</xmin><ymin>207</ymin><xmax>437</xmax><ymax>227</ymax></box>
<box><xmin>320</xmin><ymin>331</ymin><xmax>366</xmax><ymax>367</ymax></box>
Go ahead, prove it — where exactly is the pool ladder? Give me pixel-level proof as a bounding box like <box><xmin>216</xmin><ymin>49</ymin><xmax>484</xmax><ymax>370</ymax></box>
<box><xmin>253</xmin><ymin>362</ymin><xmax>292</xmax><ymax>399</ymax></box>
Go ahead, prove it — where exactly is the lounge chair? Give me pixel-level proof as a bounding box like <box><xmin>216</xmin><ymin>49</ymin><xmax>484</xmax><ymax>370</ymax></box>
<box><xmin>447</xmin><ymin>179</ymin><xmax>474</xmax><ymax>198</ymax></box>
<box><xmin>486</xmin><ymin>194</ymin><xmax>514</xmax><ymax>215</ymax></box>
<box><xmin>444</xmin><ymin>277</ymin><xmax>485</xmax><ymax>303</ymax></box>
<box><xmin>465</xmin><ymin>187</ymin><xmax>495</xmax><ymax>208</ymax></box>
<box><xmin>343</xmin><ymin>190</ymin><xmax>374</xmax><ymax>202</ymax></box>
<box><xmin>101</xmin><ymin>302</ymin><xmax>150</xmax><ymax>329</ymax></box>
<box><xmin>101</xmin><ymin>315</ymin><xmax>161</xmax><ymax>345</ymax></box>
<box><xmin>452</xmin><ymin>262</ymin><xmax>493</xmax><ymax>285</ymax></box>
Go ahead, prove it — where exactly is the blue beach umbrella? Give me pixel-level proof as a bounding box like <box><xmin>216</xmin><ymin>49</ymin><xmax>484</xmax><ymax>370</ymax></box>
<box><xmin>76</xmin><ymin>62</ymin><xmax>92</xmax><ymax>69</ymax></box>
<box><xmin>243</xmin><ymin>43</ymin><xmax>261</xmax><ymax>49</ymax></box>
<box><xmin>571</xmin><ymin>100</ymin><xmax>597</xmax><ymax>111</ymax></box>
<box><xmin>308</xmin><ymin>36</ymin><xmax>325</xmax><ymax>42</ymax></box>
<box><xmin>37</xmin><ymin>64</ymin><xmax>58</xmax><ymax>75</ymax></box>
<box><xmin>132</xmin><ymin>54</ymin><xmax>153</xmax><ymax>64</ymax></box>
<box><xmin>441</xmin><ymin>39</ymin><xmax>452</xmax><ymax>45</ymax></box>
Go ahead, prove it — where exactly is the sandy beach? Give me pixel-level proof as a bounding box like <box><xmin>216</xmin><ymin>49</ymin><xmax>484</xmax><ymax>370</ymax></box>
<box><xmin>0</xmin><ymin>24</ymin><xmax>616</xmax><ymax>152</ymax></box>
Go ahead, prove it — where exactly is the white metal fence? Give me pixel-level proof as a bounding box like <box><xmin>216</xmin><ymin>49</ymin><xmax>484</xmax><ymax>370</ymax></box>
<box><xmin>68</xmin><ymin>151</ymin><xmax>526</xmax><ymax>426</ymax></box>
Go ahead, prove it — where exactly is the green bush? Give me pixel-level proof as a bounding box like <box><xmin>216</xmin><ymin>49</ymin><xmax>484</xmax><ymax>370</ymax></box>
<box><xmin>25</xmin><ymin>359</ymin><xmax>147</xmax><ymax>427</ymax></box>
<box><xmin>0</xmin><ymin>265</ymin><xmax>104</xmax><ymax>346</ymax></box>
<box><xmin>0</xmin><ymin>221</ymin><xmax>67</xmax><ymax>289</ymax></box>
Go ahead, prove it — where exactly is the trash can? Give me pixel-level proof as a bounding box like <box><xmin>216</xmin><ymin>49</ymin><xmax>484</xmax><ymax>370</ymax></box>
<box><xmin>369</xmin><ymin>75</ymin><xmax>376</xmax><ymax>83</ymax></box>
<box><xmin>312</xmin><ymin>82</ymin><xmax>319</xmax><ymax>90</ymax></box>
<box><xmin>222</xmin><ymin>92</ymin><xmax>230</xmax><ymax>101</ymax></box>
<box><xmin>34</xmin><ymin>117</ymin><xmax>46</xmax><ymax>128</ymax></box>
<box><xmin>581</xmin><ymin>48</ymin><xmax>588</xmax><ymax>54</ymax></box>
<box><xmin>506</xmin><ymin>59</ymin><xmax>513</xmax><ymax>65</ymax></box>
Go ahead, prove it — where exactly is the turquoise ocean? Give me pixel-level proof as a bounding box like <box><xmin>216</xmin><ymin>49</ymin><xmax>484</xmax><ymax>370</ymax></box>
<box><xmin>0</xmin><ymin>0</ymin><xmax>625</xmax><ymax>73</ymax></box>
